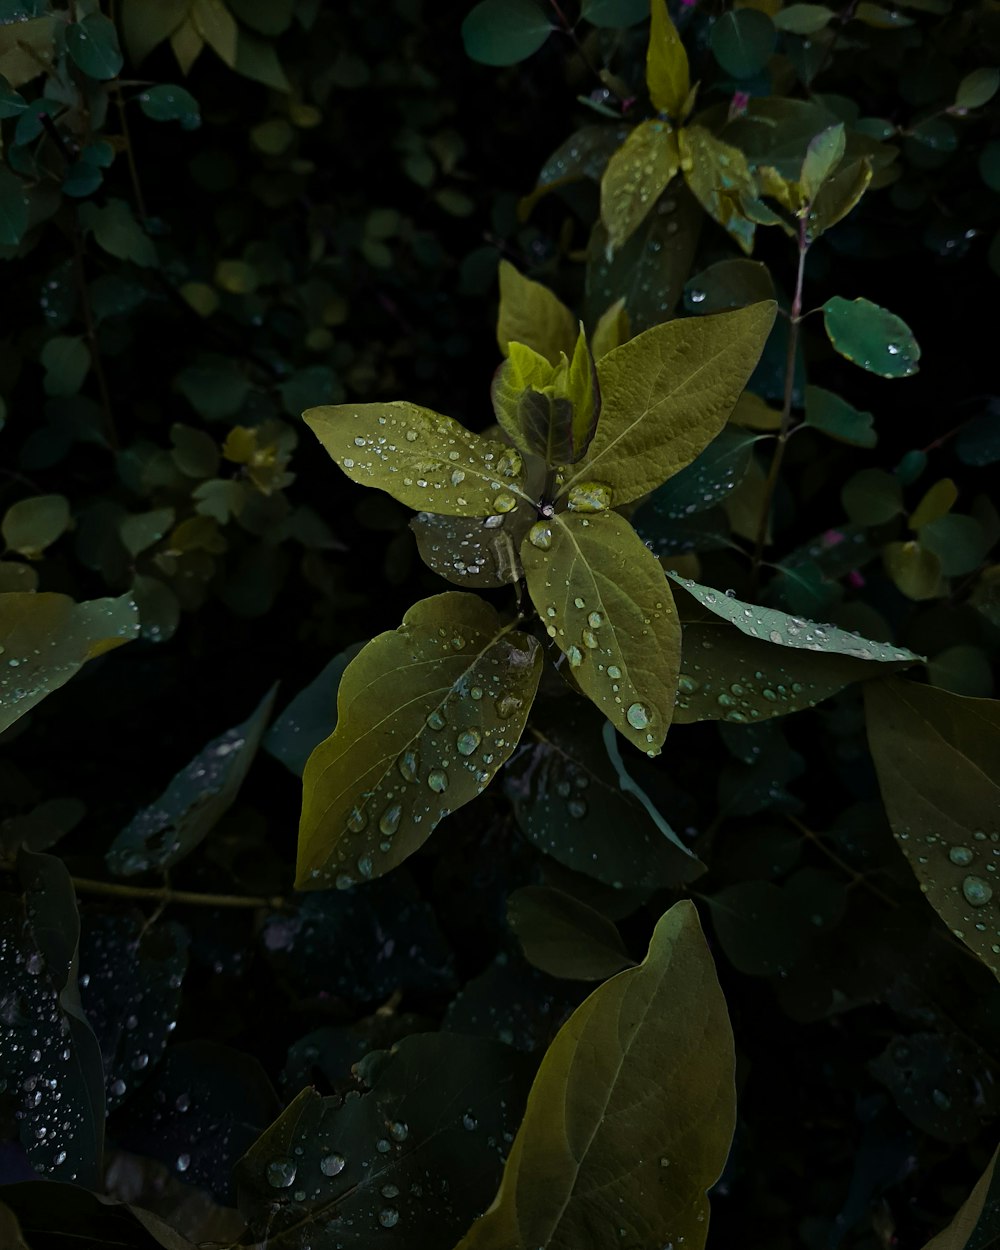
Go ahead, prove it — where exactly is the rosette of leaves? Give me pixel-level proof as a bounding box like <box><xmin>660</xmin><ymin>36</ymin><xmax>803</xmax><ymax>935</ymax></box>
<box><xmin>295</xmin><ymin>262</ymin><xmax>776</xmax><ymax>888</ymax></box>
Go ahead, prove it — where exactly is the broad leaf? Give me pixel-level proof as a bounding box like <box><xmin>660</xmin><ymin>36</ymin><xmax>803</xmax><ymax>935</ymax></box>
<box><xmin>411</xmin><ymin>507</ymin><xmax>528</xmax><ymax>588</ymax></box>
<box><xmin>105</xmin><ymin>685</ymin><xmax>277</xmax><ymax>876</ymax></box>
<box><xmin>710</xmin><ymin>9</ymin><xmax>776</xmax><ymax>78</ymax></box>
<box><xmin>297</xmin><ymin>593</ymin><xmax>542</xmax><ymax>888</ymax></box>
<box><xmin>646</xmin><ymin>0</ymin><xmax>690</xmax><ymax>118</ymax></box>
<box><xmin>508</xmin><ymin>885</ymin><xmax>634</xmax><ymax>980</ymax></box>
<box><xmin>496</xmin><ymin>260</ymin><xmax>576</xmax><ymax>363</ymax></box>
<box><xmin>644</xmin><ymin>426</ymin><xmax>759</xmax><ymax>519</ymax></box>
<box><xmin>521</xmin><ymin>511</ymin><xmax>680</xmax><ymax>754</ymax></box>
<box><xmin>521</xmin><ymin>124</ymin><xmax>631</xmax><ymax>215</ymax></box>
<box><xmin>590</xmin><ymin>297</ymin><xmax>629</xmax><ymax>358</ymax></box>
<box><xmin>561</xmin><ymin>301</ymin><xmax>776</xmax><ymax>506</ymax></box>
<box><xmin>2</xmin><ymin>493</ymin><xmax>71</xmax><ymax>557</ymax></box>
<box><xmin>0</xmin><ymin>591</ymin><xmax>138</xmax><ymax>734</ymax></box>
<box><xmin>799</xmin><ymin>123</ymin><xmax>846</xmax><ymax>200</ymax></box>
<box><xmin>304</xmin><ymin>402</ymin><xmax>528</xmax><ymax>517</ymax></box>
<box><xmin>809</xmin><ymin>156</ymin><xmax>872</xmax><ymax>236</ymax></box>
<box><xmin>865</xmin><ymin>678</ymin><xmax>1000</xmax><ymax>979</ymax></box>
<box><xmin>461</xmin><ymin>0</ymin><xmax>551</xmax><ymax>65</ymax></box>
<box><xmin>236</xmin><ymin>1033</ymin><xmax>531</xmax><ymax>1247</ymax></box>
<box><xmin>922</xmin><ymin>1147</ymin><xmax>1000</xmax><ymax>1250</ymax></box>
<box><xmin>684</xmin><ymin>258</ymin><xmax>775</xmax><ymax>314</ymax></box>
<box><xmin>453</xmin><ymin>901</ymin><xmax>735</xmax><ymax>1250</ymax></box>
<box><xmin>264</xmin><ymin>645</ymin><xmax>365</xmax><ymax>775</ymax></box>
<box><xmin>822</xmin><ymin>296</ymin><xmax>920</xmax><ymax>378</ymax></box>
<box><xmin>504</xmin><ymin>693</ymin><xmax>705</xmax><ymax>889</ymax></box>
<box><xmin>804</xmin><ymin>384</ymin><xmax>876</xmax><ymax>447</ymax></box>
<box><xmin>600</xmin><ymin>119</ymin><xmax>680</xmax><ymax>255</ymax></box>
<box><xmin>679</xmin><ymin>126</ymin><xmax>758</xmax><ymax>253</ymax></box>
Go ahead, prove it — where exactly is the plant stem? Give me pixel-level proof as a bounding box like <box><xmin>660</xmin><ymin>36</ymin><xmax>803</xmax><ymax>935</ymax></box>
<box><xmin>750</xmin><ymin>220</ymin><xmax>808</xmax><ymax>590</ymax></box>
<box><xmin>71</xmin><ymin>876</ymin><xmax>287</xmax><ymax>910</ymax></box>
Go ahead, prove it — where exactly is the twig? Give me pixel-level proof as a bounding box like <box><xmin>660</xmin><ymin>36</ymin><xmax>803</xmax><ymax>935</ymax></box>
<box><xmin>71</xmin><ymin>876</ymin><xmax>288</xmax><ymax>910</ymax></box>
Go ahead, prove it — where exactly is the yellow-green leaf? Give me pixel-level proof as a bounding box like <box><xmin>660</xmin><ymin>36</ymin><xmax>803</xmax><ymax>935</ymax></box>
<box><xmin>304</xmin><ymin>402</ymin><xmax>528</xmax><ymax>517</ymax></box>
<box><xmin>297</xmin><ymin>593</ymin><xmax>542</xmax><ymax>888</ymax></box>
<box><xmin>453</xmin><ymin>900</ymin><xmax>735</xmax><ymax>1250</ymax></box>
<box><xmin>591</xmin><ymin>296</ymin><xmax>630</xmax><ymax>357</ymax></box>
<box><xmin>507</xmin><ymin>885</ymin><xmax>635</xmax><ymax>980</ymax></box>
<box><xmin>2</xmin><ymin>495</ymin><xmax>71</xmax><ymax>559</ymax></box>
<box><xmin>497</xmin><ymin>260</ymin><xmax>577</xmax><ymax>364</ymax></box>
<box><xmin>680</xmin><ymin>126</ymin><xmax>758</xmax><ymax>253</ymax></box>
<box><xmin>561</xmin><ymin>301</ymin><xmax>776</xmax><ymax>506</ymax></box>
<box><xmin>922</xmin><ymin>1147</ymin><xmax>999</xmax><ymax>1250</ymax></box>
<box><xmin>646</xmin><ymin>0</ymin><xmax>690</xmax><ymax>117</ymax></box>
<box><xmin>0</xmin><ymin>592</ymin><xmax>139</xmax><ymax>734</ymax></box>
<box><xmin>121</xmin><ymin>0</ymin><xmax>189</xmax><ymax>63</ymax></box>
<box><xmin>883</xmin><ymin>540</ymin><xmax>943</xmax><ymax>600</ymax></box>
<box><xmin>809</xmin><ymin>156</ymin><xmax>872</xmax><ymax>236</ymax></box>
<box><xmin>799</xmin><ymin>123</ymin><xmax>846</xmax><ymax>201</ymax></box>
<box><xmin>521</xmin><ymin>511</ymin><xmax>680</xmax><ymax>754</ymax></box>
<box><xmin>600</xmin><ymin>118</ymin><xmax>680</xmax><ymax>255</ymax></box>
<box><xmin>865</xmin><ymin>678</ymin><xmax>1000</xmax><ymax>979</ymax></box>
<box><xmin>192</xmin><ymin>0</ymin><xmax>238</xmax><ymax>67</ymax></box>
<box><xmin>910</xmin><ymin>477</ymin><xmax>958</xmax><ymax>530</ymax></box>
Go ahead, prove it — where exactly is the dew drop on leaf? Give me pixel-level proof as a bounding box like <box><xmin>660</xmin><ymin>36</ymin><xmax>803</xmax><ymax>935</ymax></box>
<box><xmin>962</xmin><ymin>875</ymin><xmax>992</xmax><ymax>906</ymax></box>
<box><xmin>456</xmin><ymin>730</ymin><xmax>481</xmax><ymax>756</ymax></box>
<box><xmin>427</xmin><ymin>769</ymin><xmax>449</xmax><ymax>793</ymax></box>
<box><xmin>627</xmin><ymin>702</ymin><xmax>650</xmax><ymax>730</ymax></box>
<box><xmin>528</xmin><ymin>521</ymin><xmax>553</xmax><ymax>550</ymax></box>
<box><xmin>320</xmin><ymin>1152</ymin><xmax>346</xmax><ymax>1177</ymax></box>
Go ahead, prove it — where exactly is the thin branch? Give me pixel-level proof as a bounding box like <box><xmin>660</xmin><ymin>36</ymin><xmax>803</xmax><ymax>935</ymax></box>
<box><xmin>71</xmin><ymin>876</ymin><xmax>288</xmax><ymax>910</ymax></box>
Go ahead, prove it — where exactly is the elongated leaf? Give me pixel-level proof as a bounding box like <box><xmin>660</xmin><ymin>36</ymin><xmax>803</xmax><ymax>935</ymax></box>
<box><xmin>809</xmin><ymin>156</ymin><xmax>872</xmax><ymax>236</ymax></box>
<box><xmin>0</xmin><ymin>592</ymin><xmax>138</xmax><ymax>734</ymax></box>
<box><xmin>454</xmin><ymin>900</ymin><xmax>735</xmax><ymax>1250</ymax></box>
<box><xmin>491</xmin><ymin>332</ymin><xmax>599</xmax><ymax>465</ymax></box>
<box><xmin>600</xmin><ymin>119</ymin><xmax>680</xmax><ymax>255</ymax></box>
<box><xmin>505</xmin><ymin>693</ymin><xmax>705</xmax><ymax>889</ymax></box>
<box><xmin>236</xmin><ymin>1033</ymin><xmax>531</xmax><ymax>1247</ymax></box>
<box><xmin>508</xmin><ymin>885</ymin><xmax>634</xmax><ymax>980</ymax></box>
<box><xmin>496</xmin><ymin>260</ymin><xmax>576</xmax><ymax>363</ymax></box>
<box><xmin>105</xmin><ymin>685</ymin><xmax>277</xmax><ymax>876</ymax></box>
<box><xmin>645</xmin><ymin>426</ymin><xmax>759</xmax><ymax>519</ymax></box>
<box><xmin>865</xmin><ymin>678</ymin><xmax>1000</xmax><ymax>979</ymax></box>
<box><xmin>562</xmin><ymin>301</ymin><xmax>776</xmax><ymax>506</ymax></box>
<box><xmin>304</xmin><ymin>402</ymin><xmax>528</xmax><ymax>517</ymax></box>
<box><xmin>522</xmin><ymin>511</ymin><xmax>680</xmax><ymax>753</ymax></box>
<box><xmin>297</xmin><ymin>593</ymin><xmax>542</xmax><ymax>888</ymax></box>
<box><xmin>0</xmin><ymin>851</ymin><xmax>105</xmax><ymax>1188</ymax></box>
<box><xmin>922</xmin><ymin>1147</ymin><xmax>1000</xmax><ymax>1250</ymax></box>
<box><xmin>680</xmin><ymin>126</ymin><xmax>758</xmax><ymax>253</ymax></box>
<box><xmin>646</xmin><ymin>0</ymin><xmax>690</xmax><ymax>117</ymax></box>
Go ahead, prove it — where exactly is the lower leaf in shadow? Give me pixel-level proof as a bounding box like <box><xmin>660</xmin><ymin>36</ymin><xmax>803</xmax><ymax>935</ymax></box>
<box><xmin>453</xmin><ymin>900</ymin><xmax>735</xmax><ymax>1250</ymax></box>
<box><xmin>507</xmin><ymin>885</ymin><xmax>635</xmax><ymax>981</ymax></box>
<box><xmin>0</xmin><ymin>1181</ymin><xmax>197</xmax><ymax>1249</ymax></box>
<box><xmin>922</xmin><ymin>1146</ymin><xmax>1000</xmax><ymax>1250</ymax></box>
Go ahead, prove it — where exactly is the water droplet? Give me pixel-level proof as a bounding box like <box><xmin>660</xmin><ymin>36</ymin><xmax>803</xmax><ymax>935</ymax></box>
<box><xmin>492</xmin><ymin>492</ymin><xmax>517</xmax><ymax>513</ymax></box>
<box><xmin>379</xmin><ymin>805</ymin><xmax>402</xmax><ymax>836</ymax></box>
<box><xmin>456</xmin><ymin>729</ymin><xmax>481</xmax><ymax>756</ymax></box>
<box><xmin>607</xmin><ymin>665</ymin><xmax>621</xmax><ymax>679</ymax></box>
<box><xmin>949</xmin><ymin>846</ymin><xmax>973</xmax><ymax>866</ymax></box>
<box><xmin>962</xmin><ymin>875</ymin><xmax>992</xmax><ymax>906</ymax></box>
<box><xmin>496</xmin><ymin>694</ymin><xmax>522</xmax><ymax>719</ymax></box>
<box><xmin>176</xmin><ymin>1153</ymin><xmax>191</xmax><ymax>1173</ymax></box>
<box><xmin>689</xmin><ymin>289</ymin><xmax>706</xmax><ymax>304</ymax></box>
<box><xmin>320</xmin><ymin>1152</ymin><xmax>346</xmax><ymax>1177</ymax></box>
<box><xmin>379</xmin><ymin>1208</ymin><xmax>400</xmax><ymax>1228</ymax></box>
<box><xmin>427</xmin><ymin>770</ymin><xmax>449</xmax><ymax>793</ymax></box>
<box><xmin>389</xmin><ymin>1120</ymin><xmax>408</xmax><ymax>1142</ymax></box>
<box><xmin>528</xmin><ymin>521</ymin><xmax>552</xmax><ymax>550</ymax></box>
<box><xmin>266</xmin><ymin>1157</ymin><xmax>297</xmax><ymax>1188</ymax></box>
<box><xmin>587</xmin><ymin>612</ymin><xmax>602</xmax><ymax>629</ymax></box>
<box><xmin>347</xmin><ymin>807</ymin><xmax>367</xmax><ymax>832</ymax></box>
<box><xmin>356</xmin><ymin>854</ymin><xmax>374</xmax><ymax>878</ymax></box>
<box><xmin>462</xmin><ymin>1112</ymin><xmax>478</xmax><ymax>1130</ymax></box>
<box><xmin>398</xmin><ymin>751</ymin><xmax>419</xmax><ymax>782</ymax></box>
<box><xmin>566</xmin><ymin>482</ymin><xmax>612</xmax><ymax>513</ymax></box>
<box><xmin>627</xmin><ymin>703</ymin><xmax>650</xmax><ymax>730</ymax></box>
<box><xmin>427</xmin><ymin>709</ymin><xmax>446</xmax><ymax>730</ymax></box>
<box><xmin>567</xmin><ymin>645</ymin><xmax>583</xmax><ymax>668</ymax></box>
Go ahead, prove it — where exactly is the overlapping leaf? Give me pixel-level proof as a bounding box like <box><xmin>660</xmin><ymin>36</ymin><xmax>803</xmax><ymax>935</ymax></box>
<box><xmin>453</xmin><ymin>901</ymin><xmax>735</xmax><ymax>1250</ymax></box>
<box><xmin>600</xmin><ymin>119</ymin><xmax>680</xmax><ymax>255</ymax></box>
<box><xmin>297</xmin><ymin>593</ymin><xmax>542</xmax><ymax>888</ymax></box>
<box><xmin>496</xmin><ymin>260</ymin><xmax>576</xmax><ymax>363</ymax></box>
<box><xmin>507</xmin><ymin>885</ymin><xmax>635</xmax><ymax>980</ymax></box>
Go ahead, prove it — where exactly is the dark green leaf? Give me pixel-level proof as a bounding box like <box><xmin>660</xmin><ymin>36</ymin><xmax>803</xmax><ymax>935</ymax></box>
<box><xmin>805</xmin><ymin>384</ymin><xmax>876</xmax><ymax>448</ymax></box>
<box><xmin>138</xmin><ymin>84</ymin><xmax>200</xmax><ymax>129</ymax></box>
<box><xmin>581</xmin><ymin>0</ymin><xmax>648</xmax><ymax>26</ymax></box>
<box><xmin>684</xmin><ymin>258</ymin><xmax>775</xmax><ymax>314</ymax></box>
<box><xmin>461</xmin><ymin>0</ymin><xmax>552</xmax><ymax>66</ymax></box>
<box><xmin>822</xmin><ymin>296</ymin><xmax>920</xmax><ymax>378</ymax></box>
<box><xmin>710</xmin><ymin>9</ymin><xmax>776</xmax><ymax>78</ymax></box>
<box><xmin>263</xmin><ymin>644</ymin><xmax>364</xmax><ymax>776</ymax></box>
<box><xmin>507</xmin><ymin>885</ymin><xmax>634</xmax><ymax>979</ymax></box>
<box><xmin>65</xmin><ymin>13</ymin><xmax>123</xmax><ymax>80</ymax></box>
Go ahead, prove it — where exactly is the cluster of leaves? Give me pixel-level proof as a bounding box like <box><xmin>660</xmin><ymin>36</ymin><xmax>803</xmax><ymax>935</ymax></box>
<box><xmin>1</xmin><ymin>0</ymin><xmax>1000</xmax><ymax>1248</ymax></box>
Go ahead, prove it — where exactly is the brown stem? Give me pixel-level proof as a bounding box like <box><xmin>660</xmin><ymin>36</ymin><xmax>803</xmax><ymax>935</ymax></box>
<box><xmin>71</xmin><ymin>875</ymin><xmax>288</xmax><ymax>910</ymax></box>
<box><xmin>750</xmin><ymin>219</ymin><xmax>808</xmax><ymax>590</ymax></box>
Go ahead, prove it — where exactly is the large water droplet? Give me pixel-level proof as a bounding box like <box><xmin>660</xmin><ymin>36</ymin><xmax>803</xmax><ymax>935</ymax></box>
<box><xmin>949</xmin><ymin>846</ymin><xmax>973</xmax><ymax>866</ymax></box>
<box><xmin>427</xmin><ymin>769</ymin><xmax>449</xmax><ymax>793</ymax></box>
<box><xmin>528</xmin><ymin>521</ymin><xmax>552</xmax><ymax>550</ymax></box>
<box><xmin>379</xmin><ymin>805</ymin><xmax>402</xmax><ymax>836</ymax></box>
<box><xmin>456</xmin><ymin>730</ymin><xmax>481</xmax><ymax>756</ymax></box>
<box><xmin>320</xmin><ymin>1152</ymin><xmax>346</xmax><ymax>1177</ymax></box>
<box><xmin>266</xmin><ymin>1157</ymin><xmax>297</xmax><ymax>1188</ymax></box>
<box><xmin>398</xmin><ymin>751</ymin><xmax>419</xmax><ymax>782</ymax></box>
<box><xmin>566</xmin><ymin>482</ymin><xmax>612</xmax><ymax>513</ymax></box>
<box><xmin>627</xmin><ymin>703</ymin><xmax>650</xmax><ymax>730</ymax></box>
<box><xmin>492</xmin><ymin>492</ymin><xmax>517</xmax><ymax>514</ymax></box>
<box><xmin>962</xmin><ymin>875</ymin><xmax>993</xmax><ymax>906</ymax></box>
<box><xmin>379</xmin><ymin>1208</ymin><xmax>400</xmax><ymax>1228</ymax></box>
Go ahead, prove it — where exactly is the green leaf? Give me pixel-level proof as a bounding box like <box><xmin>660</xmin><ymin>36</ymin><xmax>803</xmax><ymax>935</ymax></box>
<box><xmin>842</xmin><ymin>467</ymin><xmax>904</xmax><ymax>525</ymax></box>
<box><xmin>105</xmin><ymin>685</ymin><xmax>277</xmax><ymax>876</ymax></box>
<box><xmin>809</xmin><ymin>156</ymin><xmax>873</xmax><ymax>236</ymax></box>
<box><xmin>822</xmin><ymin>296</ymin><xmax>920</xmax><ymax>378</ymax></box>
<box><xmin>78</xmin><ymin>198</ymin><xmax>157</xmax><ymax>267</ymax></box>
<box><xmin>956</xmin><ymin>67</ymin><xmax>1000</xmax><ymax>111</ymax></box>
<box><xmin>671</xmin><ymin>579</ymin><xmax>919</xmax><ymax>724</ymax></box>
<box><xmin>922</xmin><ymin>1148</ymin><xmax>1000</xmax><ymax>1250</ymax></box>
<box><xmin>191</xmin><ymin>0</ymin><xmax>237</xmax><ymax>66</ymax></box>
<box><xmin>119</xmin><ymin>507</ymin><xmax>175</xmax><ymax>557</ymax></box>
<box><xmin>496</xmin><ymin>260</ymin><xmax>576</xmax><ymax>363</ymax></box>
<box><xmin>581</xmin><ymin>0</ymin><xmax>649</xmax><ymax>26</ymax></box>
<box><xmin>710</xmin><ymin>9</ymin><xmax>776</xmax><ymax>78</ymax></box>
<box><xmin>234</xmin><ymin>27</ymin><xmax>290</xmax><ymax>91</ymax></box>
<box><xmin>684</xmin><ymin>258</ymin><xmax>774</xmax><ymax>314</ymax></box>
<box><xmin>799</xmin><ymin>123</ymin><xmax>846</xmax><ymax>200</ymax></box>
<box><xmin>65</xmin><ymin>13</ymin><xmax>123</xmax><ymax>80</ymax></box>
<box><xmin>0</xmin><ymin>851</ymin><xmax>105</xmax><ymax>1188</ymax></box>
<box><xmin>590</xmin><ymin>296</ymin><xmax>630</xmax><ymax>357</ymax></box>
<box><xmin>521</xmin><ymin>124</ymin><xmax>631</xmax><ymax>214</ymax></box>
<box><xmin>176</xmin><ymin>358</ymin><xmax>248</xmax><ymax>419</ymax></box>
<box><xmin>0</xmin><ymin>75</ymin><xmax>26</xmax><ymax>118</ymax></box>
<box><xmin>121</xmin><ymin>0</ymin><xmax>189</xmax><ymax>63</ymax></box>
<box><xmin>910</xmin><ymin>477</ymin><xmax>957</xmax><ymax>530</ymax></box>
<box><xmin>773</xmin><ymin>4</ymin><xmax>835</xmax><ymax>33</ymax></box>
<box><xmin>602</xmin><ymin>718</ymin><xmax>695</xmax><ymax>856</ymax></box>
<box><xmin>980</xmin><ymin>141</ymin><xmax>1000</xmax><ymax>193</ymax></box>
<box><xmin>461</xmin><ymin>0</ymin><xmax>552</xmax><ymax>66</ymax></box>
<box><xmin>522</xmin><ymin>511</ymin><xmax>679</xmax><ymax>753</ymax></box>
<box><xmin>706</xmin><ymin>880</ymin><xmax>812</xmax><ymax>975</ymax></box>
<box><xmin>411</xmin><ymin>506</ymin><xmax>527</xmax><ymax>588</ymax></box>
<box><xmin>491</xmin><ymin>335</ymin><xmax>599</xmax><ymax>465</ymax></box>
<box><xmin>304</xmin><ymin>401</ymin><xmax>528</xmax><ymax>518</ymax></box>
<box><xmin>130</xmin><ymin>573</ymin><xmax>180</xmax><ymax>643</ymax></box>
<box><xmin>679</xmin><ymin>125</ymin><xmax>758</xmax><ymax>252</ymax></box>
<box><xmin>505</xmin><ymin>693</ymin><xmax>705</xmax><ymax>889</ymax></box>
<box><xmin>928</xmin><ymin>645</ymin><xmax>994</xmax><ymax>699</ymax></box>
<box><xmin>0</xmin><ymin>164</ymin><xmax>28</xmax><ymax>246</ymax></box>
<box><xmin>508</xmin><ymin>885</ymin><xmax>635</xmax><ymax>979</ymax></box>
<box><xmin>0</xmin><ymin>591</ymin><xmax>137</xmax><ymax>733</ymax></box>
<box><xmin>804</xmin><ymin>384</ymin><xmax>876</xmax><ymax>447</ymax></box>
<box><xmin>2</xmin><ymin>494</ymin><xmax>71</xmax><ymax>557</ymax></box>
<box><xmin>920</xmin><ymin>514</ymin><xmax>989</xmax><ymax>577</ymax></box>
<box><xmin>562</xmin><ymin>301</ymin><xmax>776</xmax><ymax>506</ymax></box>
<box><xmin>646</xmin><ymin>0</ymin><xmax>690</xmax><ymax>117</ymax></box>
<box><xmin>263</xmin><ymin>644</ymin><xmax>364</xmax><ymax>776</ymax></box>
<box><xmin>454</xmin><ymin>901</ymin><xmax>735</xmax><ymax>1250</ymax></box>
<box><xmin>865</xmin><ymin>678</ymin><xmax>1000</xmax><ymax>980</ymax></box>
<box><xmin>138</xmin><ymin>83</ymin><xmax>200</xmax><ymax>129</ymax></box>
<box><xmin>883</xmin><ymin>540</ymin><xmax>943</xmax><ymax>600</ymax></box>
<box><xmin>297</xmin><ymin>592</ymin><xmax>542</xmax><ymax>888</ymax></box>
<box><xmin>237</xmin><ymin>1034</ymin><xmax>531</xmax><ymax>1247</ymax></box>
<box><xmin>41</xmin><ymin>335</ymin><xmax>90</xmax><ymax>397</ymax></box>
<box><xmin>600</xmin><ymin>118</ymin><xmax>680</xmax><ymax>255</ymax></box>
<box><xmin>645</xmin><ymin>426</ymin><xmax>759</xmax><ymax>519</ymax></box>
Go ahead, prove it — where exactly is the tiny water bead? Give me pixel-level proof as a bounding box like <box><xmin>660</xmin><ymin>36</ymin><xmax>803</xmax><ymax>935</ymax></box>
<box><xmin>320</xmin><ymin>1152</ymin><xmax>346</xmax><ymax>1177</ymax></box>
<box><xmin>962</xmin><ymin>875</ymin><xmax>993</xmax><ymax>907</ymax></box>
<box><xmin>266</xmin><ymin>1157</ymin><xmax>297</xmax><ymax>1188</ymax></box>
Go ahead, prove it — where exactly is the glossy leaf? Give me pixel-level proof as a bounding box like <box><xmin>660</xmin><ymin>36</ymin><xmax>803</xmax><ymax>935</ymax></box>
<box><xmin>454</xmin><ymin>901</ymin><xmax>735</xmax><ymax>1250</ymax></box>
<box><xmin>521</xmin><ymin>511</ymin><xmax>680</xmax><ymax>753</ymax></box>
<box><xmin>582</xmin><ymin>0</ymin><xmax>649</xmax><ymax>26</ymax></box>
<box><xmin>505</xmin><ymin>693</ymin><xmax>705</xmax><ymax>889</ymax></box>
<box><xmin>602</xmin><ymin>719</ymin><xmax>694</xmax><ymax>856</ymax></box>
<box><xmin>710</xmin><ymin>9</ymin><xmax>776</xmax><ymax>78</ymax></box>
<box><xmin>809</xmin><ymin>156</ymin><xmax>872</xmax><ymax>236</ymax></box>
<box><xmin>508</xmin><ymin>885</ymin><xmax>634</xmax><ymax>979</ymax></box>
<box><xmin>804</xmin><ymin>385</ymin><xmax>876</xmax><ymax>448</ymax></box>
<box><xmin>646</xmin><ymin>0</ymin><xmax>690</xmax><ymax>117</ymax></box>
<box><xmin>865</xmin><ymin>678</ymin><xmax>1000</xmax><ymax>979</ymax></box>
<box><xmin>773</xmin><ymin>4</ymin><xmax>835</xmax><ymax>32</ymax></box>
<box><xmin>411</xmin><ymin>507</ymin><xmax>527</xmax><ymax>588</ymax></box>
<box><xmin>297</xmin><ymin>593</ymin><xmax>542</xmax><ymax>888</ymax></box>
<box><xmin>236</xmin><ymin>1033</ymin><xmax>531</xmax><ymax>1247</ymax></box>
<box><xmin>679</xmin><ymin>126</ymin><xmax>758</xmax><ymax>253</ymax></box>
<box><xmin>956</xmin><ymin>68</ymin><xmax>1000</xmax><ymax>111</ymax></box>
<box><xmin>138</xmin><ymin>83</ymin><xmax>200</xmax><ymax>129</ymax></box>
<box><xmin>600</xmin><ymin>119</ymin><xmax>680</xmax><ymax>255</ymax></box>
<box><xmin>461</xmin><ymin>0</ymin><xmax>552</xmax><ymax>65</ymax></box>
<box><xmin>521</xmin><ymin>124</ymin><xmax>631</xmax><ymax>214</ymax></box>
<box><xmin>496</xmin><ymin>260</ymin><xmax>576</xmax><ymax>364</ymax></box>
<box><xmin>562</xmin><ymin>301</ymin><xmax>776</xmax><ymax>506</ymax></box>
<box><xmin>645</xmin><ymin>426</ymin><xmax>759</xmax><ymax>519</ymax></box>
<box><xmin>65</xmin><ymin>13</ymin><xmax>123</xmax><ymax>80</ymax></box>
<box><xmin>684</xmin><ymin>258</ymin><xmax>774</xmax><ymax>314</ymax></box>
<box><xmin>822</xmin><ymin>296</ymin><xmax>920</xmax><ymax>378</ymax></box>
<box><xmin>105</xmin><ymin>685</ymin><xmax>277</xmax><ymax>876</ymax></box>
<box><xmin>910</xmin><ymin>478</ymin><xmax>957</xmax><ymax>530</ymax></box>
<box><xmin>304</xmin><ymin>401</ymin><xmax>528</xmax><ymax>517</ymax></box>
<box><xmin>0</xmin><ymin>591</ymin><xmax>138</xmax><ymax>734</ymax></box>
<box><xmin>800</xmin><ymin>123</ymin><xmax>846</xmax><ymax>200</ymax></box>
